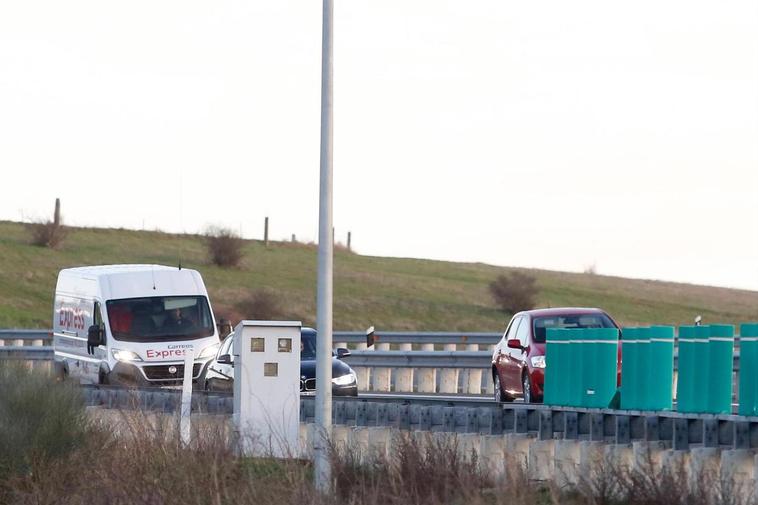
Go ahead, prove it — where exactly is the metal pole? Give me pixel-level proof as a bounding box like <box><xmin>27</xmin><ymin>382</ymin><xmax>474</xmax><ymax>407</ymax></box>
<box><xmin>315</xmin><ymin>0</ymin><xmax>334</xmax><ymax>494</ymax></box>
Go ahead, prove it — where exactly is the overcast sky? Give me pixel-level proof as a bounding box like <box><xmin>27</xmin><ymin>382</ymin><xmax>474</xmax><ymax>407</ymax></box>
<box><xmin>1</xmin><ymin>1</ymin><xmax>756</xmax><ymax>290</ymax></box>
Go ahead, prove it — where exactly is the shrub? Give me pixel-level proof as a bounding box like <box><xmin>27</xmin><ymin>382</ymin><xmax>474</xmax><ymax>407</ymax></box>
<box><xmin>4</xmin><ymin>408</ymin><xmax>753</xmax><ymax>504</ymax></box>
<box><xmin>26</xmin><ymin>220</ymin><xmax>67</xmax><ymax>249</ymax></box>
<box><xmin>205</xmin><ymin>226</ymin><xmax>244</xmax><ymax>267</ymax></box>
<box><xmin>489</xmin><ymin>271</ymin><xmax>539</xmax><ymax>314</ymax></box>
<box><xmin>0</xmin><ymin>362</ymin><xmax>91</xmax><ymax>491</ymax></box>
<box><xmin>235</xmin><ymin>289</ymin><xmax>286</xmax><ymax>321</ymax></box>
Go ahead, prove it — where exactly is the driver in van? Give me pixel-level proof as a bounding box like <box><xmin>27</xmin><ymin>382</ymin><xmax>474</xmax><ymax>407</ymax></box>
<box><xmin>164</xmin><ymin>307</ymin><xmax>194</xmax><ymax>330</ymax></box>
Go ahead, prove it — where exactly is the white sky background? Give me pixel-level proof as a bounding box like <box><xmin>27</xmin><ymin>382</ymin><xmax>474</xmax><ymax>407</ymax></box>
<box><xmin>0</xmin><ymin>1</ymin><xmax>756</xmax><ymax>290</ymax></box>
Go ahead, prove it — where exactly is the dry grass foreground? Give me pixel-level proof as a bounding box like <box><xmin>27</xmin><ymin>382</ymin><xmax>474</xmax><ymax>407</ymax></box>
<box><xmin>1</xmin><ymin>220</ymin><xmax>758</xmax><ymax>330</ymax></box>
<box><xmin>1</xmin><ymin>362</ymin><xmax>754</xmax><ymax>505</ymax></box>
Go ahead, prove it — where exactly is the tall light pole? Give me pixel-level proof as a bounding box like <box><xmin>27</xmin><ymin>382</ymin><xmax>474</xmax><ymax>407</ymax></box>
<box><xmin>314</xmin><ymin>0</ymin><xmax>334</xmax><ymax>493</ymax></box>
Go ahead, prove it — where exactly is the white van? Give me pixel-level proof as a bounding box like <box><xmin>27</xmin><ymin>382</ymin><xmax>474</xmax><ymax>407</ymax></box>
<box><xmin>53</xmin><ymin>264</ymin><xmax>220</xmax><ymax>386</ymax></box>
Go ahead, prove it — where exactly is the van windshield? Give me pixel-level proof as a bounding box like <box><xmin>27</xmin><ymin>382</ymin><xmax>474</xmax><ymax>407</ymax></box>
<box><xmin>106</xmin><ymin>296</ymin><xmax>214</xmax><ymax>342</ymax></box>
<box><xmin>532</xmin><ymin>313</ymin><xmax>616</xmax><ymax>343</ymax></box>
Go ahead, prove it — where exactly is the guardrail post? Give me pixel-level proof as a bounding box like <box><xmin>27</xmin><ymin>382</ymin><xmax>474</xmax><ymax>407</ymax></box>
<box><xmin>417</xmin><ymin>343</ymin><xmax>436</xmax><ymax>393</ymax></box>
<box><xmin>590</xmin><ymin>413</ymin><xmax>604</xmax><ymax>441</ymax></box>
<box><xmin>564</xmin><ymin>412</ymin><xmax>578</xmax><ymax>440</ymax></box>
<box><xmin>673</xmin><ymin>418</ymin><xmax>689</xmax><ymax>450</ymax></box>
<box><xmin>538</xmin><ymin>410</ymin><xmax>553</xmax><ymax>440</ymax></box>
<box><xmin>395</xmin><ymin>343</ymin><xmax>414</xmax><ymax>392</ymax></box>
<box><xmin>515</xmin><ymin>408</ymin><xmax>528</xmax><ymax>434</ymax></box>
<box><xmin>439</xmin><ymin>344</ymin><xmax>459</xmax><ymax>393</ymax></box>
<box><xmin>465</xmin><ymin>343</ymin><xmax>483</xmax><ymax>394</ymax></box>
<box><xmin>352</xmin><ymin>342</ymin><xmax>370</xmax><ymax>391</ymax></box>
<box><xmin>372</xmin><ymin>342</ymin><xmax>391</xmax><ymax>392</ymax></box>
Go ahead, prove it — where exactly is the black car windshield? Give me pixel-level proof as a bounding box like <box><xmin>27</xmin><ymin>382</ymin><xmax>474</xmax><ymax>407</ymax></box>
<box><xmin>106</xmin><ymin>296</ymin><xmax>214</xmax><ymax>342</ymax></box>
<box><xmin>532</xmin><ymin>313</ymin><xmax>615</xmax><ymax>343</ymax></box>
<box><xmin>301</xmin><ymin>332</ymin><xmax>317</xmax><ymax>360</ymax></box>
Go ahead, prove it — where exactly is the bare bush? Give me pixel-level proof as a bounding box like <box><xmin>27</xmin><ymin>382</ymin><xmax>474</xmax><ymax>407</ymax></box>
<box><xmin>489</xmin><ymin>271</ymin><xmax>539</xmax><ymax>314</ymax></box>
<box><xmin>576</xmin><ymin>446</ymin><xmax>753</xmax><ymax>505</ymax></box>
<box><xmin>205</xmin><ymin>226</ymin><xmax>244</xmax><ymax>267</ymax></box>
<box><xmin>235</xmin><ymin>289</ymin><xmax>286</xmax><ymax>321</ymax></box>
<box><xmin>26</xmin><ymin>220</ymin><xmax>67</xmax><ymax>249</ymax></box>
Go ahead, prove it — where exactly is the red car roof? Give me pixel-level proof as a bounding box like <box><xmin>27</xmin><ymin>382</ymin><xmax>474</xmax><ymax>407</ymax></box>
<box><xmin>515</xmin><ymin>307</ymin><xmax>609</xmax><ymax>318</ymax></box>
<box><xmin>513</xmin><ymin>307</ymin><xmax>620</xmax><ymax>328</ymax></box>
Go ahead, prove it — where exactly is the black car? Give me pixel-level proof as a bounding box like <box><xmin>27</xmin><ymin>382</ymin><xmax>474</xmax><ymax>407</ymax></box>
<box><xmin>202</xmin><ymin>327</ymin><xmax>358</xmax><ymax>396</ymax></box>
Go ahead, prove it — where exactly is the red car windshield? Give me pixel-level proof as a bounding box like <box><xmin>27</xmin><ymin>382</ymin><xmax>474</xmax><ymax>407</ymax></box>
<box><xmin>532</xmin><ymin>313</ymin><xmax>615</xmax><ymax>343</ymax></box>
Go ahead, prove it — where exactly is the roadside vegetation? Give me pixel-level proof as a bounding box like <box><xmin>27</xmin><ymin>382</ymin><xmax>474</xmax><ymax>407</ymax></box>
<box><xmin>489</xmin><ymin>271</ymin><xmax>539</xmax><ymax>314</ymax></box>
<box><xmin>205</xmin><ymin>225</ymin><xmax>245</xmax><ymax>268</ymax></box>
<box><xmin>1</xmin><ymin>220</ymin><xmax>757</xmax><ymax>330</ymax></box>
<box><xmin>0</xmin><ymin>363</ymin><xmax>751</xmax><ymax>505</ymax></box>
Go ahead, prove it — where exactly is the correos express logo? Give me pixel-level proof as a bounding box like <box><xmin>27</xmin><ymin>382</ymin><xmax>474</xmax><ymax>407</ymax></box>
<box><xmin>145</xmin><ymin>344</ymin><xmax>193</xmax><ymax>360</ymax></box>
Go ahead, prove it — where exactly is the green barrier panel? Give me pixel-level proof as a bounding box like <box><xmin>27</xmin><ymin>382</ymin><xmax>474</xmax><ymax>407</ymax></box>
<box><xmin>593</xmin><ymin>327</ymin><xmax>620</xmax><ymax>408</ymax></box>
<box><xmin>620</xmin><ymin>327</ymin><xmax>639</xmax><ymax>410</ymax></box>
<box><xmin>581</xmin><ymin>328</ymin><xmax>597</xmax><ymax>408</ymax></box>
<box><xmin>691</xmin><ymin>325</ymin><xmax>711</xmax><ymax>413</ymax></box>
<box><xmin>568</xmin><ymin>328</ymin><xmax>584</xmax><ymax>407</ymax></box>
<box><xmin>637</xmin><ymin>327</ymin><xmax>651</xmax><ymax>410</ymax></box>
<box><xmin>707</xmin><ymin>324</ymin><xmax>734</xmax><ymax>414</ymax></box>
<box><xmin>676</xmin><ymin>326</ymin><xmax>696</xmax><ymax>413</ymax></box>
<box><xmin>738</xmin><ymin>323</ymin><xmax>758</xmax><ymax>416</ymax></box>
<box><xmin>544</xmin><ymin>328</ymin><xmax>560</xmax><ymax>405</ymax></box>
<box><xmin>648</xmin><ymin>325</ymin><xmax>675</xmax><ymax>411</ymax></box>
<box><xmin>556</xmin><ymin>329</ymin><xmax>571</xmax><ymax>406</ymax></box>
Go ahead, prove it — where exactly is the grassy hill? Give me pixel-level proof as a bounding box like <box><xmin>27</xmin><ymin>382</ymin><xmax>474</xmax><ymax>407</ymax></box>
<box><xmin>1</xmin><ymin>220</ymin><xmax>757</xmax><ymax>331</ymax></box>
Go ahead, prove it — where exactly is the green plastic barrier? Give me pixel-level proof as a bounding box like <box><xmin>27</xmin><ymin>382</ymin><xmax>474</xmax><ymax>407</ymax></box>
<box><xmin>544</xmin><ymin>328</ymin><xmax>560</xmax><ymax>405</ymax></box>
<box><xmin>738</xmin><ymin>323</ymin><xmax>758</xmax><ymax>416</ymax></box>
<box><xmin>556</xmin><ymin>328</ymin><xmax>571</xmax><ymax>406</ymax></box>
<box><xmin>568</xmin><ymin>328</ymin><xmax>584</xmax><ymax>407</ymax></box>
<box><xmin>637</xmin><ymin>327</ymin><xmax>651</xmax><ymax>410</ymax></box>
<box><xmin>591</xmin><ymin>327</ymin><xmax>620</xmax><ymax>408</ymax></box>
<box><xmin>620</xmin><ymin>327</ymin><xmax>639</xmax><ymax>410</ymax></box>
<box><xmin>691</xmin><ymin>325</ymin><xmax>711</xmax><ymax>413</ymax></box>
<box><xmin>648</xmin><ymin>325</ymin><xmax>675</xmax><ymax>411</ymax></box>
<box><xmin>707</xmin><ymin>324</ymin><xmax>734</xmax><ymax>414</ymax></box>
<box><xmin>581</xmin><ymin>328</ymin><xmax>597</xmax><ymax>408</ymax></box>
<box><xmin>676</xmin><ymin>326</ymin><xmax>696</xmax><ymax>413</ymax></box>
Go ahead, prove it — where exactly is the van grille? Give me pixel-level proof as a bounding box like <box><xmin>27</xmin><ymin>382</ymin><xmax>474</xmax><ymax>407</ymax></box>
<box><xmin>142</xmin><ymin>363</ymin><xmax>202</xmax><ymax>381</ymax></box>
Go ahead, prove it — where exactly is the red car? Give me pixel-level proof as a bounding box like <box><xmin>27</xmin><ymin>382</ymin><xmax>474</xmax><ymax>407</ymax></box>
<box><xmin>491</xmin><ymin>307</ymin><xmax>621</xmax><ymax>403</ymax></box>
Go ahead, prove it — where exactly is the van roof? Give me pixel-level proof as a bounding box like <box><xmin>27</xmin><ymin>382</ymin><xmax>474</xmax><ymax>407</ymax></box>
<box><xmin>61</xmin><ymin>264</ymin><xmax>181</xmax><ymax>277</ymax></box>
<box><xmin>57</xmin><ymin>265</ymin><xmax>208</xmax><ymax>300</ymax></box>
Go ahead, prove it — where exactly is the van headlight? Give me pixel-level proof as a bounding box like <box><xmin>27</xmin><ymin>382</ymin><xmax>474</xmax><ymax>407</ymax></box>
<box><xmin>332</xmin><ymin>372</ymin><xmax>357</xmax><ymax>386</ymax></box>
<box><xmin>112</xmin><ymin>349</ymin><xmax>143</xmax><ymax>362</ymax></box>
<box><xmin>530</xmin><ymin>356</ymin><xmax>546</xmax><ymax>368</ymax></box>
<box><xmin>197</xmin><ymin>343</ymin><xmax>220</xmax><ymax>360</ymax></box>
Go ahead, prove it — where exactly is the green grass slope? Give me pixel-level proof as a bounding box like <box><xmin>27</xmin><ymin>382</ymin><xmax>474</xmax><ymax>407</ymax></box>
<box><xmin>1</xmin><ymin>220</ymin><xmax>756</xmax><ymax>331</ymax></box>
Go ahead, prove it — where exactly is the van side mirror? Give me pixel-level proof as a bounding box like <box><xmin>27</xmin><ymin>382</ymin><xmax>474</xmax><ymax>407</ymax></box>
<box><xmin>87</xmin><ymin>325</ymin><xmax>104</xmax><ymax>355</ymax></box>
<box><xmin>336</xmin><ymin>348</ymin><xmax>351</xmax><ymax>359</ymax></box>
<box><xmin>217</xmin><ymin>354</ymin><xmax>233</xmax><ymax>365</ymax></box>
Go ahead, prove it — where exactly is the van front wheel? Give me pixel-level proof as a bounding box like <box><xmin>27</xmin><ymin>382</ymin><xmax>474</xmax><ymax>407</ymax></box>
<box><xmin>98</xmin><ymin>370</ymin><xmax>110</xmax><ymax>385</ymax></box>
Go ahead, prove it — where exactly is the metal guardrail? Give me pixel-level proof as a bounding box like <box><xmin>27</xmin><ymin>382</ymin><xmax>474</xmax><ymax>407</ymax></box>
<box><xmin>77</xmin><ymin>385</ymin><xmax>758</xmax><ymax>450</ymax></box>
<box><xmin>0</xmin><ymin>329</ymin><xmax>52</xmax><ymax>343</ymax></box>
<box><xmin>0</xmin><ymin>346</ymin><xmax>53</xmax><ymax>360</ymax></box>
<box><xmin>334</xmin><ymin>331</ymin><xmax>501</xmax><ymax>346</ymax></box>
<box><xmin>0</xmin><ymin>344</ymin><xmax>744</xmax><ymax>372</ymax></box>
<box><xmin>344</xmin><ymin>350</ymin><xmax>491</xmax><ymax>369</ymax></box>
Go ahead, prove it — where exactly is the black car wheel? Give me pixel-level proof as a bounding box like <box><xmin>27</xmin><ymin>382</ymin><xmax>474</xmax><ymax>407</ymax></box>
<box><xmin>494</xmin><ymin>373</ymin><xmax>513</xmax><ymax>403</ymax></box>
<box><xmin>522</xmin><ymin>373</ymin><xmax>533</xmax><ymax>404</ymax></box>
